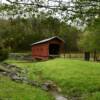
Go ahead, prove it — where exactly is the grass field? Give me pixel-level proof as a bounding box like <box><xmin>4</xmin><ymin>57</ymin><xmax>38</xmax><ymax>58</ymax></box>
<box><xmin>0</xmin><ymin>76</ymin><xmax>54</xmax><ymax>100</ymax></box>
<box><xmin>4</xmin><ymin>58</ymin><xmax>100</xmax><ymax>100</ymax></box>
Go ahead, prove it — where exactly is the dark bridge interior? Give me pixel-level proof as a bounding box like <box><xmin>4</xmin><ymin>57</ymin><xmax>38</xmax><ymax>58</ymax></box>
<box><xmin>49</xmin><ymin>44</ymin><xmax>60</xmax><ymax>55</ymax></box>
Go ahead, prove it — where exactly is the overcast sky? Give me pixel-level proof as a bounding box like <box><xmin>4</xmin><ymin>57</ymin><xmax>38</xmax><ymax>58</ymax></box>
<box><xmin>0</xmin><ymin>0</ymin><xmax>70</xmax><ymax>4</ymax></box>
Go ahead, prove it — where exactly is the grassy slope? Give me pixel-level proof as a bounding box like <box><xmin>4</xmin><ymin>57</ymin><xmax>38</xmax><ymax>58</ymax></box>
<box><xmin>6</xmin><ymin>59</ymin><xmax>100</xmax><ymax>100</ymax></box>
<box><xmin>0</xmin><ymin>76</ymin><xmax>54</xmax><ymax>100</ymax></box>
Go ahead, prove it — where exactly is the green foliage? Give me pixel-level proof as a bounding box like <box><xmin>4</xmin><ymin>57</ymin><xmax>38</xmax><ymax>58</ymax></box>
<box><xmin>0</xmin><ymin>16</ymin><xmax>80</xmax><ymax>52</ymax></box>
<box><xmin>60</xmin><ymin>23</ymin><xmax>80</xmax><ymax>51</ymax></box>
<box><xmin>0</xmin><ymin>47</ymin><xmax>8</xmax><ymax>62</ymax></box>
<box><xmin>79</xmin><ymin>18</ymin><xmax>100</xmax><ymax>52</ymax></box>
<box><xmin>0</xmin><ymin>0</ymin><xmax>99</xmax><ymax>25</ymax></box>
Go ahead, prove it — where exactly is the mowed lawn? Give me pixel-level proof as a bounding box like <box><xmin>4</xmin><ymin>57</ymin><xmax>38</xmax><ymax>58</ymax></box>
<box><xmin>0</xmin><ymin>76</ymin><xmax>54</xmax><ymax>100</ymax></box>
<box><xmin>6</xmin><ymin>58</ymin><xmax>100</xmax><ymax>100</ymax></box>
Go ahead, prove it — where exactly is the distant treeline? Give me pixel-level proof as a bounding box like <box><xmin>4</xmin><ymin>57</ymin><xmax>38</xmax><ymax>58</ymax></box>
<box><xmin>0</xmin><ymin>16</ymin><xmax>81</xmax><ymax>52</ymax></box>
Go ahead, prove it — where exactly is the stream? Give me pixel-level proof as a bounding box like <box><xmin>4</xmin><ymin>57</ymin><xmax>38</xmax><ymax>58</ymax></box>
<box><xmin>52</xmin><ymin>92</ymin><xmax>68</xmax><ymax>100</ymax></box>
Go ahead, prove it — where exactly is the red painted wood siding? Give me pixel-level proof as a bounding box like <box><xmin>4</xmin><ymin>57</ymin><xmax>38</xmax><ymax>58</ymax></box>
<box><xmin>32</xmin><ymin>43</ymin><xmax>49</xmax><ymax>59</ymax></box>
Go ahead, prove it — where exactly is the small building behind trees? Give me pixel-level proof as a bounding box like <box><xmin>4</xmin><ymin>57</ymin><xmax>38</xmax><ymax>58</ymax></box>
<box><xmin>31</xmin><ymin>36</ymin><xmax>64</xmax><ymax>60</ymax></box>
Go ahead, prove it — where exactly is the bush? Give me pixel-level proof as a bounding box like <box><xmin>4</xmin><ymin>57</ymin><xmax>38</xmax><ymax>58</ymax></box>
<box><xmin>0</xmin><ymin>47</ymin><xmax>8</xmax><ymax>62</ymax></box>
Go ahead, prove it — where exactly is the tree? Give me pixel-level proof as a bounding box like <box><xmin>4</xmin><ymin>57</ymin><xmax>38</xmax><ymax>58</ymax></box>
<box><xmin>79</xmin><ymin>18</ymin><xmax>100</xmax><ymax>61</ymax></box>
<box><xmin>0</xmin><ymin>15</ymin><xmax>80</xmax><ymax>52</ymax></box>
<box><xmin>0</xmin><ymin>0</ymin><xmax>99</xmax><ymax>25</ymax></box>
<box><xmin>0</xmin><ymin>42</ymin><xmax>8</xmax><ymax>62</ymax></box>
<box><xmin>59</xmin><ymin>22</ymin><xmax>80</xmax><ymax>52</ymax></box>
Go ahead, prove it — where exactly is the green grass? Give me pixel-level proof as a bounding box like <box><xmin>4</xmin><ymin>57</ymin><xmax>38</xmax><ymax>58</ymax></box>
<box><xmin>5</xmin><ymin>58</ymin><xmax>100</xmax><ymax>100</ymax></box>
<box><xmin>0</xmin><ymin>76</ymin><xmax>54</xmax><ymax>100</ymax></box>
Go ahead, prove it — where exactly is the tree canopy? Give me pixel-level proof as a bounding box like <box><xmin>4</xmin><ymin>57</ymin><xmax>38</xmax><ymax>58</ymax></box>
<box><xmin>79</xmin><ymin>18</ymin><xmax>100</xmax><ymax>52</ymax></box>
<box><xmin>0</xmin><ymin>0</ymin><xmax>100</xmax><ymax>25</ymax></box>
<box><xmin>0</xmin><ymin>15</ymin><xmax>80</xmax><ymax>52</ymax></box>
<box><xmin>0</xmin><ymin>0</ymin><xmax>99</xmax><ymax>53</ymax></box>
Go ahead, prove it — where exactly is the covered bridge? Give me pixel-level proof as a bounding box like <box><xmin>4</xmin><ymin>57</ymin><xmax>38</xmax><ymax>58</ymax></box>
<box><xmin>31</xmin><ymin>36</ymin><xmax>64</xmax><ymax>60</ymax></box>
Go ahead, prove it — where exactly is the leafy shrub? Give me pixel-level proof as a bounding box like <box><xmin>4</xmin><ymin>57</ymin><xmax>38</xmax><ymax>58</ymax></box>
<box><xmin>0</xmin><ymin>47</ymin><xmax>8</xmax><ymax>62</ymax></box>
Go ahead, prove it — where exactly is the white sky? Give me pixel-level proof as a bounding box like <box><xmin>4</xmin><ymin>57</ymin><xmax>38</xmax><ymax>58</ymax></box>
<box><xmin>0</xmin><ymin>0</ymin><xmax>70</xmax><ymax>4</ymax></box>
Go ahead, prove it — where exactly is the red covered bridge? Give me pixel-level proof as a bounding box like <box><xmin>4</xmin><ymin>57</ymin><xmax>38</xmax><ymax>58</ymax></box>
<box><xmin>31</xmin><ymin>36</ymin><xmax>64</xmax><ymax>60</ymax></box>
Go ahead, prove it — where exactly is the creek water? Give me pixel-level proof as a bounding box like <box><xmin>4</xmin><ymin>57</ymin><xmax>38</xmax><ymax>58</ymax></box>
<box><xmin>52</xmin><ymin>92</ymin><xmax>68</xmax><ymax>100</ymax></box>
